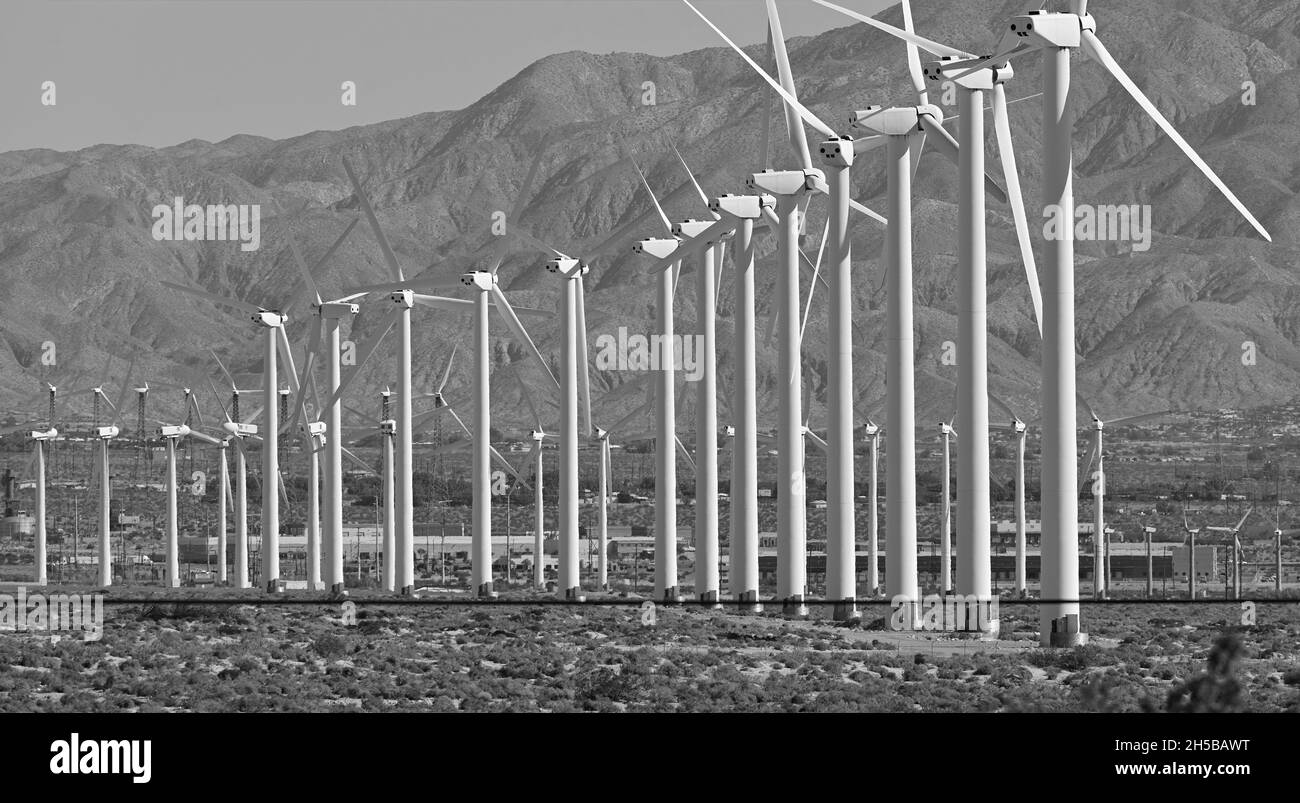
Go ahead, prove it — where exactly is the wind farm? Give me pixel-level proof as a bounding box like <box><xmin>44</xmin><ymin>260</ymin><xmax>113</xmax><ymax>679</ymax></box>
<box><xmin>0</xmin><ymin>0</ymin><xmax>1297</xmax><ymax>719</ymax></box>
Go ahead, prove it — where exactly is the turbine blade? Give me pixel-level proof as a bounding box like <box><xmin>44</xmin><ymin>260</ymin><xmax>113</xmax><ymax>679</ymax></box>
<box><xmin>491</xmin><ymin>286</ymin><xmax>559</xmax><ymax>392</ymax></box>
<box><xmin>918</xmin><ymin>116</ymin><xmax>1006</xmax><ymax>203</ymax></box>
<box><xmin>682</xmin><ymin>0</ymin><xmax>835</xmax><ymax>141</ymax></box>
<box><xmin>576</xmin><ymin>277</ymin><xmax>593</xmax><ymax>436</ymax></box>
<box><xmin>327</xmin><ymin>306</ymin><xmax>402</xmax><ymax>409</ymax></box>
<box><xmin>671</xmin><ymin>142</ymin><xmax>720</xmax><ymax>221</ymax></box>
<box><xmin>162</xmin><ymin>281</ymin><xmax>262</xmax><ymax>317</ymax></box>
<box><xmin>812</xmin><ymin>0</ymin><xmax>972</xmax><ymax>60</ymax></box>
<box><xmin>765</xmin><ymin>0</ymin><xmax>817</xmax><ymax>169</ymax></box>
<box><xmin>277</xmin><ymin>202</ymin><xmax>323</xmax><ymax>307</ymax></box>
<box><xmin>631</xmin><ymin>159</ymin><xmax>675</xmax><ymax>237</ymax></box>
<box><xmin>1080</xmin><ymin>29</ymin><xmax>1270</xmax><ymax>242</ymax></box>
<box><xmin>438</xmin><ymin>344</ymin><xmax>459</xmax><ymax>395</ymax></box>
<box><xmin>1078</xmin><ymin>433</ymin><xmax>1101</xmax><ymax>497</ymax></box>
<box><xmin>992</xmin><ymin>83</ymin><xmax>1043</xmax><ymax>338</ymax></box>
<box><xmin>341</xmin><ymin>156</ymin><xmax>405</xmax><ymax>281</ymax></box>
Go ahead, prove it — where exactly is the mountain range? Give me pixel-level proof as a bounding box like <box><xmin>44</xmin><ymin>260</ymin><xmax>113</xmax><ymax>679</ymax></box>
<box><xmin>2</xmin><ymin>0</ymin><xmax>1299</xmax><ymax>439</ymax></box>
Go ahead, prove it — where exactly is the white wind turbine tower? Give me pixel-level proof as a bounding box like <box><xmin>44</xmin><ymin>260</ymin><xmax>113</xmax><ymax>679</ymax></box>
<box><xmin>206</xmin><ymin>369</ymin><xmax>259</xmax><ymax>589</ymax></box>
<box><xmin>989</xmin><ymin>391</ymin><xmax>1029</xmax><ymax>597</ymax></box>
<box><xmin>162</xmin><ymin>281</ymin><xmax>304</xmax><ymax>592</ymax></box>
<box><xmin>1077</xmin><ymin>396</ymin><xmax>1173</xmax><ymax>598</ymax></box>
<box><xmin>343</xmin><ymin>146</ymin><xmax>559</xmax><ymax>596</ymax></box>
<box><xmin>637</xmin><ymin>181</ymin><xmax>778</xmax><ymax>610</ymax></box>
<box><xmin>404</xmin><ymin>337</ymin><xmax>541</xmax><ymax>597</ymax></box>
<box><xmin>683</xmin><ymin>0</ymin><xmax>889</xmax><ymax>617</ymax></box>
<box><xmin>632</xmin><ymin>158</ymin><xmax>718</xmax><ymax>605</ymax></box>
<box><xmin>511</xmin><ymin>367</ymin><xmax>554</xmax><ymax>588</ymax></box>
<box><xmin>155</xmin><ymin>395</ymin><xmax>198</xmax><ymax>589</ymax></box>
<box><xmin>280</xmin><ymin>211</ymin><xmax>360</xmax><ymax>595</ymax></box>
<box><xmin>87</xmin><ymin>359</ymin><xmax>135</xmax><ymax>587</ymax></box>
<box><xmin>938</xmin><ymin>0</ymin><xmax>1272</xmax><ymax>645</ymax></box>
<box><xmin>186</xmin><ymin>419</ymin><xmax>232</xmax><ymax>587</ymax></box>
<box><xmin>861</xmin><ymin>413</ymin><xmax>882</xmax><ymax>596</ymax></box>
<box><xmin>286</xmin><ymin>372</ymin><xmax>326</xmax><ymax>592</ymax></box>
<box><xmin>1206</xmin><ymin>508</ymin><xmax>1252</xmax><ymax>600</ymax></box>
<box><xmin>14</xmin><ymin>381</ymin><xmax>61</xmax><ymax>586</ymax></box>
<box><xmin>337</xmin><ymin>156</ymin><xmax>421</xmax><ymax>595</ymax></box>
<box><xmin>817</xmin><ymin>1</ymin><xmax>1043</xmax><ymax>631</ymax></box>
<box><xmin>402</xmin><ymin>274</ymin><xmax>556</xmax><ymax>598</ymax></box>
<box><xmin>1182</xmin><ymin>507</ymin><xmax>1202</xmax><ymax>600</ymax></box>
<box><xmin>938</xmin><ymin>416</ymin><xmax>956</xmax><ymax>594</ymax></box>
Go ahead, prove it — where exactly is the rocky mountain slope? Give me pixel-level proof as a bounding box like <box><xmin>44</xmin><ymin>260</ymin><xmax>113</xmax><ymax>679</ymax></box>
<box><xmin>1</xmin><ymin>0</ymin><xmax>1298</xmax><ymax>436</ymax></box>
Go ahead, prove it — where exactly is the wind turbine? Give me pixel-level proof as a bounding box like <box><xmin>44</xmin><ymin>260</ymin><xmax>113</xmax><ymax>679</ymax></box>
<box><xmin>939</xmin><ymin>417</ymin><xmax>956</xmax><ymax>595</ymax></box>
<box><xmin>337</xmin><ymin>156</ymin><xmax>421</xmax><ymax>595</ymax></box>
<box><xmin>407</xmin><ymin>341</ymin><xmax>540</xmax><ymax>597</ymax></box>
<box><xmin>859</xmin><ymin>410</ymin><xmax>883</xmax><ymax>597</ymax></box>
<box><xmin>1078</xmin><ymin>396</ymin><xmax>1174</xmax><ymax>598</ymax></box>
<box><xmin>279</xmin><ymin>211</ymin><xmax>361</xmax><ymax>595</ymax></box>
<box><xmin>1182</xmin><ymin>507</ymin><xmax>1201</xmax><ymax>600</ymax></box>
<box><xmin>206</xmin><ymin>375</ymin><xmax>257</xmax><ymax>589</ymax></box>
<box><xmin>817</xmin><ymin>2</ymin><xmax>1043</xmax><ymax>630</ymax></box>
<box><xmin>938</xmin><ymin>0</ymin><xmax>1272</xmax><ymax>646</ymax></box>
<box><xmin>989</xmin><ymin>391</ymin><xmax>1029</xmax><ymax>597</ymax></box>
<box><xmin>162</xmin><ymin>279</ymin><xmax>304</xmax><ymax>592</ymax></box>
<box><xmin>87</xmin><ymin>359</ymin><xmax>135</xmax><ymax>587</ymax></box>
<box><xmin>25</xmin><ymin>391</ymin><xmax>59</xmax><ymax>587</ymax></box>
<box><xmin>1206</xmin><ymin>508</ymin><xmax>1252</xmax><ymax>600</ymax></box>
<box><xmin>681</xmin><ymin>0</ymin><xmax>889</xmax><ymax>617</ymax></box>
<box><xmin>513</xmin><ymin>366</ymin><xmax>552</xmax><ymax>589</ymax></box>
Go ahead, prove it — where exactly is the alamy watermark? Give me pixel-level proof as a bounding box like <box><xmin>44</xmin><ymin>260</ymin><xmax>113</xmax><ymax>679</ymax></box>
<box><xmin>151</xmin><ymin>196</ymin><xmax>261</xmax><ymax>251</ymax></box>
<box><xmin>594</xmin><ymin>326</ymin><xmax>705</xmax><ymax>381</ymax></box>
<box><xmin>889</xmin><ymin>594</ymin><xmax>998</xmax><ymax>634</ymax></box>
<box><xmin>50</xmin><ymin>733</ymin><xmax>151</xmax><ymax>784</ymax></box>
<box><xmin>1044</xmin><ymin>203</ymin><xmax>1152</xmax><ymax>252</ymax></box>
<box><xmin>0</xmin><ymin>587</ymin><xmax>104</xmax><ymax>642</ymax></box>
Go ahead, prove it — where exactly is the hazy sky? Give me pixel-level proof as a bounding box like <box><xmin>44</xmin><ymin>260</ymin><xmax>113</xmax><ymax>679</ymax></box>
<box><xmin>0</xmin><ymin>0</ymin><xmax>895</xmax><ymax>154</ymax></box>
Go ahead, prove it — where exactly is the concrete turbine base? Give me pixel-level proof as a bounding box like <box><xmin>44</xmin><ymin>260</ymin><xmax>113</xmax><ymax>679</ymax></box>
<box><xmin>832</xmin><ymin>601</ymin><xmax>861</xmax><ymax>622</ymax></box>
<box><xmin>477</xmin><ymin>582</ymin><xmax>498</xmax><ymax>600</ymax></box>
<box><xmin>660</xmin><ymin>586</ymin><xmax>681</xmax><ymax>604</ymax></box>
<box><xmin>735</xmin><ymin>591</ymin><xmax>763</xmax><ymax>614</ymax></box>
<box><xmin>400</xmin><ymin>585</ymin><xmax>415</xmax><ymax>597</ymax></box>
<box><xmin>782</xmin><ymin>597</ymin><xmax>809</xmax><ymax>618</ymax></box>
<box><xmin>1045</xmin><ymin>614</ymin><xmax>1088</xmax><ymax>648</ymax></box>
<box><xmin>330</xmin><ymin>583</ymin><xmax>347</xmax><ymax>598</ymax></box>
<box><xmin>564</xmin><ymin>587</ymin><xmax>586</xmax><ymax>603</ymax></box>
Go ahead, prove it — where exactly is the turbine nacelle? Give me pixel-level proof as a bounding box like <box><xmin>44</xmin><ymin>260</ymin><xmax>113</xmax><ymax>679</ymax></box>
<box><xmin>850</xmin><ymin>105</ymin><xmax>943</xmax><ymax>137</ymax></box>
<box><xmin>460</xmin><ymin>271</ymin><xmax>496</xmax><ymax>291</ymax></box>
<box><xmin>710</xmin><ymin>193</ymin><xmax>773</xmax><ymax>220</ymax></box>
<box><xmin>158</xmin><ymin>424</ymin><xmax>191</xmax><ymax>439</ymax></box>
<box><xmin>530</xmin><ymin>429</ymin><xmax>546</xmax><ymax>442</ymax></box>
<box><xmin>746</xmin><ymin>168</ymin><xmax>824</xmax><ymax>196</ymax></box>
<box><xmin>390</xmin><ymin>289</ymin><xmax>414</xmax><ymax>308</ymax></box>
<box><xmin>818</xmin><ymin>137</ymin><xmax>855</xmax><ymax>168</ymax></box>
<box><xmin>925</xmin><ymin>56</ymin><xmax>1014</xmax><ymax>90</ymax></box>
<box><xmin>380</xmin><ymin>419</ymin><xmax>397</xmax><ymax>435</ymax></box>
<box><xmin>30</xmin><ymin>427</ymin><xmax>58</xmax><ymax>441</ymax></box>
<box><xmin>1013</xmin><ymin>420</ymin><xmax>1027</xmax><ymax>435</ymax></box>
<box><xmin>317</xmin><ymin>301</ymin><xmax>360</xmax><ymax>317</ymax></box>
<box><xmin>222</xmin><ymin>421</ymin><xmax>258</xmax><ymax>438</ymax></box>
<box><xmin>673</xmin><ymin>219</ymin><xmax>716</xmax><ymax>240</ymax></box>
<box><xmin>252</xmin><ymin>310</ymin><xmax>285</xmax><ymax>328</ymax></box>
<box><xmin>544</xmin><ymin>258</ymin><xmax>587</xmax><ymax>279</ymax></box>
<box><xmin>723</xmin><ymin>425</ymin><xmax>736</xmax><ymax>438</ymax></box>
<box><xmin>95</xmin><ymin>425</ymin><xmax>120</xmax><ymax>440</ymax></box>
<box><xmin>634</xmin><ymin>238</ymin><xmax>679</xmax><ymax>260</ymax></box>
<box><xmin>940</xmin><ymin>422</ymin><xmax>956</xmax><ymax>437</ymax></box>
<box><xmin>1007</xmin><ymin>10</ymin><xmax>1096</xmax><ymax>49</ymax></box>
<box><xmin>863</xmin><ymin>422</ymin><xmax>880</xmax><ymax>438</ymax></box>
<box><xmin>302</xmin><ymin>421</ymin><xmax>327</xmax><ymax>437</ymax></box>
